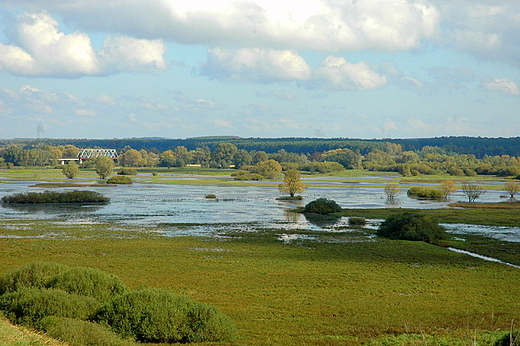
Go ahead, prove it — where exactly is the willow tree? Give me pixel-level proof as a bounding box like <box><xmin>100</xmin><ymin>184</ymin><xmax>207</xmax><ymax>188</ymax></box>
<box><xmin>62</xmin><ymin>161</ymin><xmax>79</xmax><ymax>179</ymax></box>
<box><xmin>278</xmin><ymin>169</ymin><xmax>305</xmax><ymax>197</ymax></box>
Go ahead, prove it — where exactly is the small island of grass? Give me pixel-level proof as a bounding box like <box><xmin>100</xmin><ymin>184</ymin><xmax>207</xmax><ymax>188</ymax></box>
<box><xmin>1</xmin><ymin>190</ymin><xmax>110</xmax><ymax>204</ymax></box>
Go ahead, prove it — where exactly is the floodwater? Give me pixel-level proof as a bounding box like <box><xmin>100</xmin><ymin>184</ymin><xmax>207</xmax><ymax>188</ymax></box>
<box><xmin>0</xmin><ymin>177</ymin><xmax>516</xmax><ymax>237</ymax></box>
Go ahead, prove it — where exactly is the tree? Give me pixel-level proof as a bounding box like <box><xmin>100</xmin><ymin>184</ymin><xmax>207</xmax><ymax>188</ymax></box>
<box><xmin>322</xmin><ymin>148</ymin><xmax>361</xmax><ymax>169</ymax></box>
<box><xmin>439</xmin><ymin>180</ymin><xmax>457</xmax><ymax>200</ymax></box>
<box><xmin>504</xmin><ymin>181</ymin><xmax>520</xmax><ymax>201</ymax></box>
<box><xmin>95</xmin><ymin>157</ymin><xmax>115</xmax><ymax>179</ymax></box>
<box><xmin>254</xmin><ymin>160</ymin><xmax>282</xmax><ymax>179</ymax></box>
<box><xmin>211</xmin><ymin>143</ymin><xmax>238</xmax><ymax>168</ymax></box>
<box><xmin>233</xmin><ymin>149</ymin><xmax>252</xmax><ymax>169</ymax></box>
<box><xmin>4</xmin><ymin>145</ymin><xmax>25</xmax><ymax>166</ymax></box>
<box><xmin>62</xmin><ymin>161</ymin><xmax>79</xmax><ymax>179</ymax></box>
<box><xmin>118</xmin><ymin>149</ymin><xmax>142</xmax><ymax>167</ymax></box>
<box><xmin>278</xmin><ymin>169</ymin><xmax>305</xmax><ymax>197</ymax></box>
<box><xmin>159</xmin><ymin>150</ymin><xmax>176</xmax><ymax>168</ymax></box>
<box><xmin>384</xmin><ymin>183</ymin><xmax>400</xmax><ymax>200</ymax></box>
<box><xmin>461</xmin><ymin>183</ymin><xmax>485</xmax><ymax>202</ymax></box>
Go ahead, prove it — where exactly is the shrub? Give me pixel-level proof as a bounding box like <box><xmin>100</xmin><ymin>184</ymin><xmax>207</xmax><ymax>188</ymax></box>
<box><xmin>106</xmin><ymin>176</ymin><xmax>132</xmax><ymax>184</ymax></box>
<box><xmin>0</xmin><ymin>262</ymin><xmax>70</xmax><ymax>295</ymax></box>
<box><xmin>495</xmin><ymin>331</ymin><xmax>520</xmax><ymax>346</ymax></box>
<box><xmin>348</xmin><ymin>217</ymin><xmax>366</xmax><ymax>226</ymax></box>
<box><xmin>1</xmin><ymin>190</ymin><xmax>109</xmax><ymax>204</ymax></box>
<box><xmin>377</xmin><ymin>212</ymin><xmax>447</xmax><ymax>243</ymax></box>
<box><xmin>205</xmin><ymin>194</ymin><xmax>217</xmax><ymax>199</ymax></box>
<box><xmin>117</xmin><ymin>168</ymin><xmax>137</xmax><ymax>175</ymax></box>
<box><xmin>0</xmin><ymin>288</ymin><xmax>101</xmax><ymax>328</ymax></box>
<box><xmin>47</xmin><ymin>267</ymin><xmax>130</xmax><ymax>303</ymax></box>
<box><xmin>93</xmin><ymin>288</ymin><xmax>238</xmax><ymax>343</ymax></box>
<box><xmin>407</xmin><ymin>187</ymin><xmax>444</xmax><ymax>199</ymax></box>
<box><xmin>303</xmin><ymin>198</ymin><xmax>342</xmax><ymax>215</ymax></box>
<box><xmin>40</xmin><ymin>316</ymin><xmax>131</xmax><ymax>346</ymax></box>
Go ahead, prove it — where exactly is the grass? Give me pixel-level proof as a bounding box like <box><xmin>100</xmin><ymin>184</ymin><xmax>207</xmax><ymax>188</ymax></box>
<box><xmin>0</xmin><ymin>313</ymin><xmax>68</xmax><ymax>346</ymax></box>
<box><xmin>0</xmin><ymin>225</ymin><xmax>519</xmax><ymax>346</ymax></box>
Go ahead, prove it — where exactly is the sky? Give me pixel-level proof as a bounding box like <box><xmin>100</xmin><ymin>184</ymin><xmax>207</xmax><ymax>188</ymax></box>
<box><xmin>0</xmin><ymin>0</ymin><xmax>519</xmax><ymax>140</ymax></box>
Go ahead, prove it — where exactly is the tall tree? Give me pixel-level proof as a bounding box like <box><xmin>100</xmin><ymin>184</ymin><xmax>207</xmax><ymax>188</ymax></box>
<box><xmin>504</xmin><ymin>181</ymin><xmax>520</xmax><ymax>201</ymax></box>
<box><xmin>62</xmin><ymin>161</ymin><xmax>80</xmax><ymax>179</ymax></box>
<box><xmin>95</xmin><ymin>156</ymin><xmax>115</xmax><ymax>179</ymax></box>
<box><xmin>278</xmin><ymin>169</ymin><xmax>305</xmax><ymax>197</ymax></box>
<box><xmin>439</xmin><ymin>180</ymin><xmax>457</xmax><ymax>201</ymax></box>
<box><xmin>461</xmin><ymin>183</ymin><xmax>485</xmax><ymax>202</ymax></box>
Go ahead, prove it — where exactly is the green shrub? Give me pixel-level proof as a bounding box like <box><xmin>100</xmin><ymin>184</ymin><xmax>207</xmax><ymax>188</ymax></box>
<box><xmin>47</xmin><ymin>267</ymin><xmax>130</xmax><ymax>303</ymax></box>
<box><xmin>494</xmin><ymin>331</ymin><xmax>520</xmax><ymax>346</ymax></box>
<box><xmin>303</xmin><ymin>198</ymin><xmax>342</xmax><ymax>215</ymax></box>
<box><xmin>205</xmin><ymin>194</ymin><xmax>217</xmax><ymax>199</ymax></box>
<box><xmin>106</xmin><ymin>176</ymin><xmax>132</xmax><ymax>184</ymax></box>
<box><xmin>407</xmin><ymin>187</ymin><xmax>444</xmax><ymax>199</ymax></box>
<box><xmin>117</xmin><ymin>168</ymin><xmax>137</xmax><ymax>176</ymax></box>
<box><xmin>0</xmin><ymin>288</ymin><xmax>101</xmax><ymax>328</ymax></box>
<box><xmin>1</xmin><ymin>191</ymin><xmax>109</xmax><ymax>204</ymax></box>
<box><xmin>0</xmin><ymin>262</ymin><xmax>70</xmax><ymax>295</ymax></box>
<box><xmin>40</xmin><ymin>316</ymin><xmax>132</xmax><ymax>346</ymax></box>
<box><xmin>377</xmin><ymin>212</ymin><xmax>447</xmax><ymax>243</ymax></box>
<box><xmin>348</xmin><ymin>217</ymin><xmax>366</xmax><ymax>226</ymax></box>
<box><xmin>93</xmin><ymin>288</ymin><xmax>238</xmax><ymax>343</ymax></box>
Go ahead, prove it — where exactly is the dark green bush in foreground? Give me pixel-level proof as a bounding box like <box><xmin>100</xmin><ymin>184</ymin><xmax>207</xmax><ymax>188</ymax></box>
<box><xmin>47</xmin><ymin>267</ymin><xmax>130</xmax><ymax>303</ymax></box>
<box><xmin>377</xmin><ymin>212</ymin><xmax>447</xmax><ymax>243</ymax></box>
<box><xmin>0</xmin><ymin>288</ymin><xmax>101</xmax><ymax>328</ymax></box>
<box><xmin>0</xmin><ymin>262</ymin><xmax>238</xmax><ymax>345</ymax></box>
<box><xmin>106</xmin><ymin>176</ymin><xmax>132</xmax><ymax>184</ymax></box>
<box><xmin>495</xmin><ymin>331</ymin><xmax>520</xmax><ymax>346</ymax></box>
<box><xmin>303</xmin><ymin>198</ymin><xmax>342</xmax><ymax>215</ymax></box>
<box><xmin>93</xmin><ymin>288</ymin><xmax>238</xmax><ymax>343</ymax></box>
<box><xmin>1</xmin><ymin>190</ymin><xmax>109</xmax><ymax>204</ymax></box>
<box><xmin>0</xmin><ymin>262</ymin><xmax>69</xmax><ymax>295</ymax></box>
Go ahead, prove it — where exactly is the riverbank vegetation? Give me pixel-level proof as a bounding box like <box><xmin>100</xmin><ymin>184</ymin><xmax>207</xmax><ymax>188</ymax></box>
<box><xmin>1</xmin><ymin>190</ymin><xmax>109</xmax><ymax>204</ymax></box>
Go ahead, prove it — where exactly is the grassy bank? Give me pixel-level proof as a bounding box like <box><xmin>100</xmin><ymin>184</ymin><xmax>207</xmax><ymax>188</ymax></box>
<box><xmin>0</xmin><ymin>226</ymin><xmax>519</xmax><ymax>345</ymax></box>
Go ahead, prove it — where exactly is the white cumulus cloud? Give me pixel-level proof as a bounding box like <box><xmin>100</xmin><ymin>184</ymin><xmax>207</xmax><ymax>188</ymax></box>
<box><xmin>0</xmin><ymin>11</ymin><xmax>167</xmax><ymax>77</ymax></box>
<box><xmin>307</xmin><ymin>56</ymin><xmax>388</xmax><ymax>90</ymax></box>
<box><xmin>202</xmin><ymin>47</ymin><xmax>312</xmax><ymax>83</ymax></box>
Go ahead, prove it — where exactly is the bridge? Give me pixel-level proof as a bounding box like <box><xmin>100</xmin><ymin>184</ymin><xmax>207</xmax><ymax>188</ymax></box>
<box><xmin>59</xmin><ymin>149</ymin><xmax>118</xmax><ymax>164</ymax></box>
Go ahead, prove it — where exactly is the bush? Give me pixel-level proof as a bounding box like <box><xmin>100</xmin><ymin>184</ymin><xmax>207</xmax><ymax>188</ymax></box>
<box><xmin>377</xmin><ymin>212</ymin><xmax>447</xmax><ymax>243</ymax></box>
<box><xmin>0</xmin><ymin>288</ymin><xmax>101</xmax><ymax>328</ymax></box>
<box><xmin>205</xmin><ymin>194</ymin><xmax>217</xmax><ymax>199</ymax></box>
<box><xmin>407</xmin><ymin>187</ymin><xmax>444</xmax><ymax>199</ymax></box>
<box><xmin>0</xmin><ymin>262</ymin><xmax>70</xmax><ymax>295</ymax></box>
<box><xmin>1</xmin><ymin>190</ymin><xmax>109</xmax><ymax>204</ymax></box>
<box><xmin>47</xmin><ymin>267</ymin><xmax>130</xmax><ymax>303</ymax></box>
<box><xmin>117</xmin><ymin>168</ymin><xmax>137</xmax><ymax>175</ymax></box>
<box><xmin>494</xmin><ymin>331</ymin><xmax>520</xmax><ymax>346</ymax></box>
<box><xmin>93</xmin><ymin>288</ymin><xmax>238</xmax><ymax>343</ymax></box>
<box><xmin>40</xmin><ymin>316</ymin><xmax>132</xmax><ymax>346</ymax></box>
<box><xmin>106</xmin><ymin>176</ymin><xmax>132</xmax><ymax>184</ymax></box>
<box><xmin>303</xmin><ymin>198</ymin><xmax>342</xmax><ymax>215</ymax></box>
<box><xmin>348</xmin><ymin>217</ymin><xmax>366</xmax><ymax>226</ymax></box>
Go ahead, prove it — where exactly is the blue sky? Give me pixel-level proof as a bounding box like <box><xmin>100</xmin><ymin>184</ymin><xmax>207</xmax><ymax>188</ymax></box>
<box><xmin>0</xmin><ymin>0</ymin><xmax>519</xmax><ymax>139</ymax></box>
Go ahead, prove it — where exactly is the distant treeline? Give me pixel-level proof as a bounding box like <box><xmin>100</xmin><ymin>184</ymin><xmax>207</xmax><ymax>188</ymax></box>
<box><xmin>2</xmin><ymin>136</ymin><xmax>520</xmax><ymax>158</ymax></box>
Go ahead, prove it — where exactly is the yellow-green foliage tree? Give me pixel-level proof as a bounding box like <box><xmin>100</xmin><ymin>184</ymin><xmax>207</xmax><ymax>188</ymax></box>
<box><xmin>278</xmin><ymin>169</ymin><xmax>305</xmax><ymax>197</ymax></box>
<box><xmin>439</xmin><ymin>180</ymin><xmax>457</xmax><ymax>200</ymax></box>
<box><xmin>62</xmin><ymin>161</ymin><xmax>79</xmax><ymax>179</ymax></box>
<box><xmin>255</xmin><ymin>159</ymin><xmax>282</xmax><ymax>179</ymax></box>
<box><xmin>95</xmin><ymin>157</ymin><xmax>114</xmax><ymax>179</ymax></box>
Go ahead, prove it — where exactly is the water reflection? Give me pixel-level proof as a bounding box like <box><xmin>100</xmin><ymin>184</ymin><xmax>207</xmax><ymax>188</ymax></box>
<box><xmin>304</xmin><ymin>214</ymin><xmax>342</xmax><ymax>228</ymax></box>
<box><xmin>2</xmin><ymin>204</ymin><xmax>104</xmax><ymax>214</ymax></box>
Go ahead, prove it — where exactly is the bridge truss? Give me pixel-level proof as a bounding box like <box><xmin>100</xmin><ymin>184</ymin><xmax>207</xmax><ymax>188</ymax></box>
<box><xmin>77</xmin><ymin>149</ymin><xmax>118</xmax><ymax>162</ymax></box>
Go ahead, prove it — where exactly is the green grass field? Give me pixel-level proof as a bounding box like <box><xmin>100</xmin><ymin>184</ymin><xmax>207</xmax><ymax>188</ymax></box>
<box><xmin>1</xmin><ymin>167</ymin><xmax>519</xmax><ymax>345</ymax></box>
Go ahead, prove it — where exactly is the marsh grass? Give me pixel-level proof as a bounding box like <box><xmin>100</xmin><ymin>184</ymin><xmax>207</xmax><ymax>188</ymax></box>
<box><xmin>0</xmin><ymin>225</ymin><xmax>519</xmax><ymax>346</ymax></box>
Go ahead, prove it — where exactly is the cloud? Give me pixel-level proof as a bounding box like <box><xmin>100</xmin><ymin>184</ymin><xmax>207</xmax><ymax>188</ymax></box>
<box><xmin>481</xmin><ymin>77</ymin><xmax>520</xmax><ymax>96</ymax></box>
<box><xmin>306</xmin><ymin>56</ymin><xmax>388</xmax><ymax>90</ymax></box>
<box><xmin>202</xmin><ymin>48</ymin><xmax>312</xmax><ymax>83</ymax></box>
<box><xmin>203</xmin><ymin>48</ymin><xmax>387</xmax><ymax>90</ymax></box>
<box><xmin>3</xmin><ymin>0</ymin><xmax>440</xmax><ymax>52</ymax></box>
<box><xmin>0</xmin><ymin>11</ymin><xmax>167</xmax><ymax>77</ymax></box>
<box><xmin>439</xmin><ymin>2</ymin><xmax>520</xmax><ymax>67</ymax></box>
